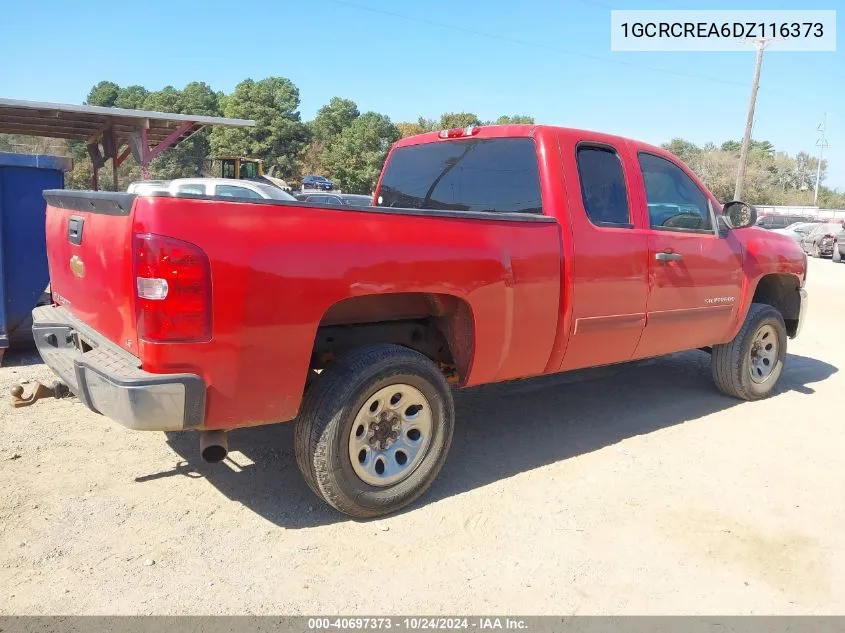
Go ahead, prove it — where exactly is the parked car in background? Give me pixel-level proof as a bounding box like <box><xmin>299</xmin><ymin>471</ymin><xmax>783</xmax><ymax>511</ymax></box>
<box><xmin>301</xmin><ymin>175</ymin><xmax>334</xmax><ymax>191</ymax></box>
<box><xmin>773</xmin><ymin>222</ymin><xmax>816</xmax><ymax>243</ymax></box>
<box><xmin>167</xmin><ymin>178</ymin><xmax>297</xmax><ymax>201</ymax></box>
<box><xmin>832</xmin><ymin>223</ymin><xmax>845</xmax><ymax>263</ymax></box>
<box><xmin>295</xmin><ymin>192</ymin><xmax>372</xmax><ymax>207</ymax></box>
<box><xmin>799</xmin><ymin>222</ymin><xmax>842</xmax><ymax>258</ymax></box>
<box><xmin>756</xmin><ymin>214</ymin><xmax>814</xmax><ymax>230</ymax></box>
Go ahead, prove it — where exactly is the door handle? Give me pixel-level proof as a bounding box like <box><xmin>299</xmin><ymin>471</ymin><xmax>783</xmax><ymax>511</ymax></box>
<box><xmin>68</xmin><ymin>216</ymin><xmax>84</xmax><ymax>245</ymax></box>
<box><xmin>655</xmin><ymin>251</ymin><xmax>683</xmax><ymax>262</ymax></box>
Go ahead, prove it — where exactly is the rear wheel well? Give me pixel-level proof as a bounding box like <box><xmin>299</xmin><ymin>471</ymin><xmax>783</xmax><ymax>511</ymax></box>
<box><xmin>310</xmin><ymin>293</ymin><xmax>474</xmax><ymax>386</ymax></box>
<box><xmin>752</xmin><ymin>274</ymin><xmax>801</xmax><ymax>337</ymax></box>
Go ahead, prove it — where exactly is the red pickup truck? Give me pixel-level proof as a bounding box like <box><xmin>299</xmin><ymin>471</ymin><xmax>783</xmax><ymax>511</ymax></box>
<box><xmin>34</xmin><ymin>124</ymin><xmax>807</xmax><ymax>517</ymax></box>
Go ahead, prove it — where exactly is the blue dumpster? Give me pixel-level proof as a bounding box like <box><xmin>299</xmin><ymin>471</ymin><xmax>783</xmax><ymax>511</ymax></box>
<box><xmin>0</xmin><ymin>152</ymin><xmax>71</xmax><ymax>357</ymax></box>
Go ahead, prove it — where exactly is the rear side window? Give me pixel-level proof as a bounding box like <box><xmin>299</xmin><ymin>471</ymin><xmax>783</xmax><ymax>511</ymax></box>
<box><xmin>576</xmin><ymin>146</ymin><xmax>631</xmax><ymax>227</ymax></box>
<box><xmin>639</xmin><ymin>153</ymin><xmax>712</xmax><ymax>232</ymax></box>
<box><xmin>175</xmin><ymin>184</ymin><xmax>206</xmax><ymax>195</ymax></box>
<box><xmin>377</xmin><ymin>138</ymin><xmax>542</xmax><ymax>214</ymax></box>
<box><xmin>216</xmin><ymin>185</ymin><xmax>263</xmax><ymax>199</ymax></box>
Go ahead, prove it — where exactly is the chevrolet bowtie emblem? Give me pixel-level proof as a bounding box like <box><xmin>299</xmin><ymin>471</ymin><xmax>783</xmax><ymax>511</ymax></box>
<box><xmin>69</xmin><ymin>255</ymin><xmax>85</xmax><ymax>278</ymax></box>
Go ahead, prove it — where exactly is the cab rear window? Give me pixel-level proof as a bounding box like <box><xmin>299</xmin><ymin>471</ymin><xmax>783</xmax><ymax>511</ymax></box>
<box><xmin>377</xmin><ymin>138</ymin><xmax>542</xmax><ymax>214</ymax></box>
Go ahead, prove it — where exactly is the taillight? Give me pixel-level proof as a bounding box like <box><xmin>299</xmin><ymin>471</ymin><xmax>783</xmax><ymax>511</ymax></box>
<box><xmin>438</xmin><ymin>126</ymin><xmax>480</xmax><ymax>139</ymax></box>
<box><xmin>133</xmin><ymin>233</ymin><xmax>212</xmax><ymax>342</ymax></box>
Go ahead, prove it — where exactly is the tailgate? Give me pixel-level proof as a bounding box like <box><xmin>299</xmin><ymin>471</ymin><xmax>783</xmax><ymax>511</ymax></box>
<box><xmin>43</xmin><ymin>191</ymin><xmax>138</xmax><ymax>354</ymax></box>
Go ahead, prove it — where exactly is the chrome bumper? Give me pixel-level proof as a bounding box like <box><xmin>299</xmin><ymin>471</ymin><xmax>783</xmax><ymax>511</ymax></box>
<box><xmin>31</xmin><ymin>305</ymin><xmax>205</xmax><ymax>431</ymax></box>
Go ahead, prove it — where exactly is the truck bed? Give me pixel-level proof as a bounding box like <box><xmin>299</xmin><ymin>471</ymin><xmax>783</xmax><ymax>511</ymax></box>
<box><xmin>42</xmin><ymin>190</ymin><xmax>562</xmax><ymax>429</ymax></box>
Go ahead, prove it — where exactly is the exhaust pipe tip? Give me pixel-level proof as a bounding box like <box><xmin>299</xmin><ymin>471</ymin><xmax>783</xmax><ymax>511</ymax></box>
<box><xmin>200</xmin><ymin>430</ymin><xmax>228</xmax><ymax>463</ymax></box>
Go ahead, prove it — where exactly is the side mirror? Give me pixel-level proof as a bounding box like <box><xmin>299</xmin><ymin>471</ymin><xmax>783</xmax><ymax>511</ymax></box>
<box><xmin>722</xmin><ymin>201</ymin><xmax>757</xmax><ymax>230</ymax></box>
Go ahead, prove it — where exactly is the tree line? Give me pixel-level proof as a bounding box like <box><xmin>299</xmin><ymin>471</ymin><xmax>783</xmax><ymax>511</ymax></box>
<box><xmin>22</xmin><ymin>78</ymin><xmax>534</xmax><ymax>195</ymax></box>
<box><xmin>0</xmin><ymin>75</ymin><xmax>841</xmax><ymax>207</ymax></box>
<box><xmin>661</xmin><ymin>138</ymin><xmax>843</xmax><ymax>209</ymax></box>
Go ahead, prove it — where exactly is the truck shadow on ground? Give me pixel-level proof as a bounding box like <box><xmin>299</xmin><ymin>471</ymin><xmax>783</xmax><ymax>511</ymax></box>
<box><xmin>153</xmin><ymin>350</ymin><xmax>836</xmax><ymax>529</ymax></box>
<box><xmin>2</xmin><ymin>348</ymin><xmax>43</xmax><ymax>367</ymax></box>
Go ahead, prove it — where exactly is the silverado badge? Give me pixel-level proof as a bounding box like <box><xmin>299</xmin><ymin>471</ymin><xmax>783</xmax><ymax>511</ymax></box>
<box><xmin>69</xmin><ymin>255</ymin><xmax>85</xmax><ymax>278</ymax></box>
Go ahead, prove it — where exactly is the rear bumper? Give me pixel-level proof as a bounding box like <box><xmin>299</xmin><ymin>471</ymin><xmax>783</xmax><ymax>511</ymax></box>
<box><xmin>32</xmin><ymin>305</ymin><xmax>205</xmax><ymax>431</ymax></box>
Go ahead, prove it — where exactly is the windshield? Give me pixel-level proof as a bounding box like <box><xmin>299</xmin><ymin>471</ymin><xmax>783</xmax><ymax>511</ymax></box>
<box><xmin>377</xmin><ymin>138</ymin><xmax>542</xmax><ymax>214</ymax></box>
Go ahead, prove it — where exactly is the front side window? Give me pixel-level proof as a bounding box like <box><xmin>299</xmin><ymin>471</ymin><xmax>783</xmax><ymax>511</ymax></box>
<box><xmin>576</xmin><ymin>146</ymin><xmax>631</xmax><ymax>227</ymax></box>
<box><xmin>639</xmin><ymin>153</ymin><xmax>712</xmax><ymax>232</ymax></box>
<box><xmin>377</xmin><ymin>138</ymin><xmax>542</xmax><ymax>214</ymax></box>
<box><xmin>175</xmin><ymin>183</ymin><xmax>206</xmax><ymax>195</ymax></box>
<box><xmin>221</xmin><ymin>160</ymin><xmax>236</xmax><ymax>179</ymax></box>
<box><xmin>216</xmin><ymin>185</ymin><xmax>263</xmax><ymax>199</ymax></box>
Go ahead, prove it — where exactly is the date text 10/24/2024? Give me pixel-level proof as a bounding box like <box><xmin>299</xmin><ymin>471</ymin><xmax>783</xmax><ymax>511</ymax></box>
<box><xmin>307</xmin><ymin>618</ymin><xmax>529</xmax><ymax>630</ymax></box>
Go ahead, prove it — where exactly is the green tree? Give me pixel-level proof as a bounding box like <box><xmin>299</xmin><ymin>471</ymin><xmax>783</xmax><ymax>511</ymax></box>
<box><xmin>417</xmin><ymin>117</ymin><xmax>438</xmax><ymax>132</ymax></box>
<box><xmin>180</xmin><ymin>81</ymin><xmax>220</xmax><ymax>116</ymax></box>
<box><xmin>396</xmin><ymin>121</ymin><xmax>426</xmax><ymax>138</ymax></box>
<box><xmin>143</xmin><ymin>86</ymin><xmax>182</xmax><ymax>113</ymax></box>
<box><xmin>174</xmin><ymin>82</ymin><xmax>221</xmax><ymax>177</ymax></box>
<box><xmin>301</xmin><ymin>97</ymin><xmax>361</xmax><ymax>177</ymax></box>
<box><xmin>720</xmin><ymin>139</ymin><xmax>774</xmax><ymax>155</ymax></box>
<box><xmin>311</xmin><ymin>97</ymin><xmax>360</xmax><ymax>143</ymax></box>
<box><xmin>395</xmin><ymin>117</ymin><xmax>438</xmax><ymax>137</ymax></box>
<box><xmin>86</xmin><ymin>81</ymin><xmax>120</xmax><ymax>107</ymax></box>
<box><xmin>721</xmin><ymin>140</ymin><xmax>741</xmax><ymax>153</ymax></box>
<box><xmin>210</xmin><ymin>77</ymin><xmax>308</xmax><ymax>177</ymax></box>
<box><xmin>438</xmin><ymin>112</ymin><xmax>481</xmax><ymax>129</ymax></box>
<box><xmin>114</xmin><ymin>85</ymin><xmax>149</xmax><ymax>109</ymax></box>
<box><xmin>661</xmin><ymin>138</ymin><xmax>702</xmax><ymax>166</ymax></box>
<box><xmin>493</xmin><ymin>115</ymin><xmax>535</xmax><ymax>125</ymax></box>
<box><xmin>322</xmin><ymin>112</ymin><xmax>400</xmax><ymax>193</ymax></box>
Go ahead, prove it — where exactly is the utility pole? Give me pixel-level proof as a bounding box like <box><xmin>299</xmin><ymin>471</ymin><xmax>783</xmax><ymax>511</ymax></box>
<box><xmin>814</xmin><ymin>113</ymin><xmax>828</xmax><ymax>206</ymax></box>
<box><xmin>734</xmin><ymin>38</ymin><xmax>777</xmax><ymax>201</ymax></box>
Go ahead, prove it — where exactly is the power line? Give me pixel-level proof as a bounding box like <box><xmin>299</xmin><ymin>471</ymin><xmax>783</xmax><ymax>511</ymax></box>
<box><xmin>575</xmin><ymin>0</ymin><xmax>698</xmax><ymax>11</ymax></box>
<box><xmin>322</xmin><ymin>0</ymin><xmax>750</xmax><ymax>88</ymax></box>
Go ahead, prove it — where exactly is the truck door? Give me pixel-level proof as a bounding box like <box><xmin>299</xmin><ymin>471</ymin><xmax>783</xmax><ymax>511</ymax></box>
<box><xmin>632</xmin><ymin>151</ymin><xmax>743</xmax><ymax>359</ymax></box>
<box><xmin>558</xmin><ymin>140</ymin><xmax>649</xmax><ymax>371</ymax></box>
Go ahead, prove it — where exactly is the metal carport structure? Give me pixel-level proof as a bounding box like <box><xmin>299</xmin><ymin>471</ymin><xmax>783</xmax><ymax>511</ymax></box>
<box><xmin>0</xmin><ymin>97</ymin><xmax>255</xmax><ymax>190</ymax></box>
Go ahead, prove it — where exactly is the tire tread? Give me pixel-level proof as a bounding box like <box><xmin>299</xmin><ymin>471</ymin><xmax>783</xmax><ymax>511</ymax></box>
<box><xmin>294</xmin><ymin>344</ymin><xmax>452</xmax><ymax>518</ymax></box>
<box><xmin>711</xmin><ymin>303</ymin><xmax>786</xmax><ymax>401</ymax></box>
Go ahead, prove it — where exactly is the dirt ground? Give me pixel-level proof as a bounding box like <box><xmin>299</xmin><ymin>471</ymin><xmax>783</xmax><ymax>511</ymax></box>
<box><xmin>1</xmin><ymin>258</ymin><xmax>843</xmax><ymax>615</ymax></box>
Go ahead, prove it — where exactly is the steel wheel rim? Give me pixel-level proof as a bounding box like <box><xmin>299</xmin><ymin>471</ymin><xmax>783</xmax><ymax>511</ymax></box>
<box><xmin>749</xmin><ymin>324</ymin><xmax>779</xmax><ymax>383</ymax></box>
<box><xmin>348</xmin><ymin>384</ymin><xmax>433</xmax><ymax>487</ymax></box>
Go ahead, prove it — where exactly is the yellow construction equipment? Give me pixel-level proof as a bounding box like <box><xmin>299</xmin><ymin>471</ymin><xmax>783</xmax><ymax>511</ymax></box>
<box><xmin>216</xmin><ymin>156</ymin><xmax>264</xmax><ymax>180</ymax></box>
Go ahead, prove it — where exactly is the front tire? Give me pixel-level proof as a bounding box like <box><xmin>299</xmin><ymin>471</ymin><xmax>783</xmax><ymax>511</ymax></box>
<box><xmin>711</xmin><ymin>304</ymin><xmax>787</xmax><ymax>401</ymax></box>
<box><xmin>294</xmin><ymin>344</ymin><xmax>454</xmax><ymax>518</ymax></box>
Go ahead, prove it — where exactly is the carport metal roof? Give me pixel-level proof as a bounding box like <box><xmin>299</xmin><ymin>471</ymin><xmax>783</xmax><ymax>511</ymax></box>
<box><xmin>0</xmin><ymin>97</ymin><xmax>255</xmax><ymax>189</ymax></box>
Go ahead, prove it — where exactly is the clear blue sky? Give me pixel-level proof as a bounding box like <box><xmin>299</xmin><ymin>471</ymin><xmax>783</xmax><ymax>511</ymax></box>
<box><xmin>1</xmin><ymin>0</ymin><xmax>842</xmax><ymax>188</ymax></box>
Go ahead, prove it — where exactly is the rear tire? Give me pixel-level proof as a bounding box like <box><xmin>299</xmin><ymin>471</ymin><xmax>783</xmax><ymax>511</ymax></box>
<box><xmin>294</xmin><ymin>344</ymin><xmax>454</xmax><ymax>518</ymax></box>
<box><xmin>711</xmin><ymin>303</ymin><xmax>787</xmax><ymax>401</ymax></box>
